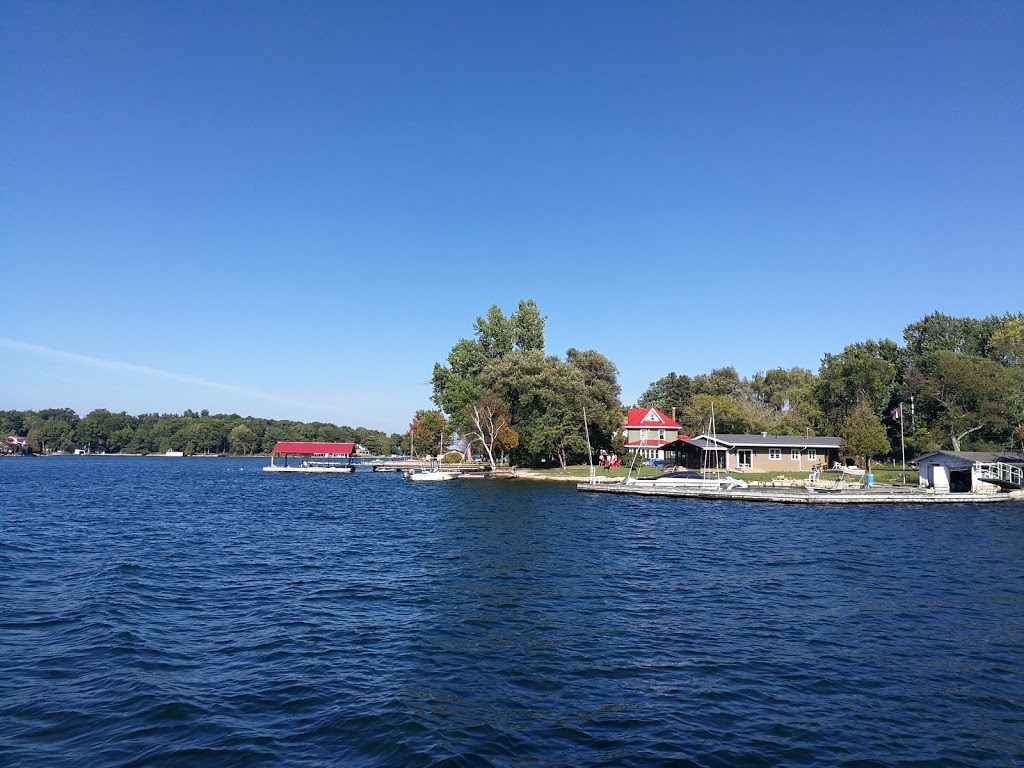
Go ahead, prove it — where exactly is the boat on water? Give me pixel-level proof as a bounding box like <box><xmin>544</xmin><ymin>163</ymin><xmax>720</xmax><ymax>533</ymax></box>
<box><xmin>264</xmin><ymin>441</ymin><xmax>357</xmax><ymax>473</ymax></box>
<box><xmin>622</xmin><ymin>401</ymin><xmax>749</xmax><ymax>491</ymax></box>
<box><xmin>402</xmin><ymin>457</ymin><xmax>459</xmax><ymax>481</ymax></box>
<box><xmin>624</xmin><ymin>470</ymin><xmax>749</xmax><ymax>490</ymax></box>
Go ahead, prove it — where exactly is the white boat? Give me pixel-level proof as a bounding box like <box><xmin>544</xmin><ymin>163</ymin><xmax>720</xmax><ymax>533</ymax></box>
<box><xmin>624</xmin><ymin>401</ymin><xmax>749</xmax><ymax>491</ymax></box>
<box><xmin>406</xmin><ymin>468</ymin><xmax>459</xmax><ymax>481</ymax></box>
<box><xmin>625</xmin><ymin>470</ymin><xmax>749</xmax><ymax>490</ymax></box>
<box><xmin>403</xmin><ymin>458</ymin><xmax>458</xmax><ymax>481</ymax></box>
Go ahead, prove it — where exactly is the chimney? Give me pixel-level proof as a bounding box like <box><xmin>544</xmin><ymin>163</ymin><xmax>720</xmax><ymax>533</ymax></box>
<box><xmin>672</xmin><ymin>407</ymin><xmax>676</xmax><ymax>422</ymax></box>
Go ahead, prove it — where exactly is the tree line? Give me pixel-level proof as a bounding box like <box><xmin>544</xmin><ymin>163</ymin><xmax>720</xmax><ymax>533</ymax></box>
<box><xmin>635</xmin><ymin>311</ymin><xmax>1024</xmax><ymax>462</ymax></box>
<box><xmin>0</xmin><ymin>408</ymin><xmax>403</xmax><ymax>457</ymax></box>
<box><xmin>7</xmin><ymin>307</ymin><xmax>1022</xmax><ymax>467</ymax></box>
<box><xmin>427</xmin><ymin>305</ymin><xmax>1023</xmax><ymax>469</ymax></box>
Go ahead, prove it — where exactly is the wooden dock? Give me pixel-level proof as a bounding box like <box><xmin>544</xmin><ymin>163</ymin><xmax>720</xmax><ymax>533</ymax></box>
<box><xmin>577</xmin><ymin>482</ymin><xmax>1024</xmax><ymax>504</ymax></box>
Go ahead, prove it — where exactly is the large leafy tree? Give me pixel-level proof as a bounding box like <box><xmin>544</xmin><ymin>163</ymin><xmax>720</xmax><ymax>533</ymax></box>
<box><xmin>432</xmin><ymin>300</ymin><xmax>548</xmax><ymax>435</ymax></box>
<box><xmin>815</xmin><ymin>340</ymin><xmax>900</xmax><ymax>433</ymax></box>
<box><xmin>40</xmin><ymin>419</ymin><xmax>74</xmax><ymax>452</ymax></box>
<box><xmin>77</xmin><ymin>409</ymin><xmax>113</xmax><ymax>452</ymax></box>
<box><xmin>475</xmin><ymin>347</ymin><xmax>621</xmax><ymax>468</ymax></box>
<box><xmin>228</xmin><ymin>424</ymin><xmax>260</xmax><ymax>455</ymax></box>
<box><xmin>428</xmin><ymin>300</ymin><xmax>624</xmax><ymax>467</ymax></box>
<box><xmin>679</xmin><ymin>394</ymin><xmax>772</xmax><ymax>437</ymax></box>
<box><xmin>988</xmin><ymin>317</ymin><xmax>1024</xmax><ymax>368</ymax></box>
<box><xmin>410</xmin><ymin>409</ymin><xmax>448</xmax><ymax>457</ymax></box>
<box><xmin>905</xmin><ymin>351</ymin><xmax>1016</xmax><ymax>450</ymax></box>
<box><xmin>903</xmin><ymin>312</ymin><xmax>992</xmax><ymax>358</ymax></box>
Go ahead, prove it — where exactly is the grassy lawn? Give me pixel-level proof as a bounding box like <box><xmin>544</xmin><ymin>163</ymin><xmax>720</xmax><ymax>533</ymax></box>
<box><xmin>525</xmin><ymin>464</ymin><xmax>920</xmax><ymax>484</ymax></box>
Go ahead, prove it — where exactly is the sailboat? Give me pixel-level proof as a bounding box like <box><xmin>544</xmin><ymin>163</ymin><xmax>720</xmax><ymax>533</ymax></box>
<box><xmin>625</xmin><ymin>402</ymin><xmax>748</xmax><ymax>490</ymax></box>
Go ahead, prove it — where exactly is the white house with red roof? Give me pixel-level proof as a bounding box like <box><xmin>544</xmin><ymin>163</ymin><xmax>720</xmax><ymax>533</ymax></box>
<box><xmin>622</xmin><ymin>407</ymin><xmax>685</xmax><ymax>462</ymax></box>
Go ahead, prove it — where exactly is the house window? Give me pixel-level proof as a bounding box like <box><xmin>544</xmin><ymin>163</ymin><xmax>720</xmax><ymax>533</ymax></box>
<box><xmin>808</xmin><ymin>449</ymin><xmax>817</xmax><ymax>461</ymax></box>
<box><xmin>659</xmin><ymin>429</ymin><xmax>665</xmax><ymax>441</ymax></box>
<box><xmin>737</xmin><ymin>449</ymin><xmax>752</xmax><ymax>468</ymax></box>
<box><xmin>769</xmin><ymin>448</ymin><xmax>781</xmax><ymax>460</ymax></box>
<box><xmin>791</xmin><ymin>449</ymin><xmax>801</xmax><ymax>461</ymax></box>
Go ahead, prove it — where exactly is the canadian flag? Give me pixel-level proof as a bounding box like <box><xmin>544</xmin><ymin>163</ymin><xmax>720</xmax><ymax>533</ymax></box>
<box><xmin>890</xmin><ymin>406</ymin><xmax>902</xmax><ymax>421</ymax></box>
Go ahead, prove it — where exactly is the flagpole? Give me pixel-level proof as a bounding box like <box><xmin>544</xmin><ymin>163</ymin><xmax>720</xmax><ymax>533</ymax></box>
<box><xmin>910</xmin><ymin>395</ymin><xmax>917</xmax><ymax>457</ymax></box>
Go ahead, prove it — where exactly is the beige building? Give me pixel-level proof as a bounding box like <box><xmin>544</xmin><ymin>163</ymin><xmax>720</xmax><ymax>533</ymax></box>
<box><xmin>661</xmin><ymin>433</ymin><xmax>841</xmax><ymax>473</ymax></box>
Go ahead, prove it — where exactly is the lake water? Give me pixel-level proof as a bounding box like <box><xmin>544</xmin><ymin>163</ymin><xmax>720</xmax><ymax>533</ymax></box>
<box><xmin>2</xmin><ymin>456</ymin><xmax>1023</xmax><ymax>767</ymax></box>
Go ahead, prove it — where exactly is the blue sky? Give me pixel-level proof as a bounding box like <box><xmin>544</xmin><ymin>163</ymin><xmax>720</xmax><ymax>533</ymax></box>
<box><xmin>2</xmin><ymin>1</ymin><xmax>1021</xmax><ymax>434</ymax></box>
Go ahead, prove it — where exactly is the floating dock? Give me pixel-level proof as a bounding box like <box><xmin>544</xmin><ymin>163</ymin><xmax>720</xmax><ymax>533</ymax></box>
<box><xmin>577</xmin><ymin>482</ymin><xmax>1024</xmax><ymax>504</ymax></box>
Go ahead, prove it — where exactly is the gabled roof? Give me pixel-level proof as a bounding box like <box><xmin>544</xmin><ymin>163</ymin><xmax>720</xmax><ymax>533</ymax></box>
<box><xmin>915</xmin><ymin>451</ymin><xmax>1024</xmax><ymax>464</ymax></box>
<box><xmin>625</xmin><ymin>407</ymin><xmax>680</xmax><ymax>429</ymax></box>
<box><xmin>270</xmin><ymin>441</ymin><xmax>356</xmax><ymax>455</ymax></box>
<box><xmin>660</xmin><ymin>434</ymin><xmax>840</xmax><ymax>451</ymax></box>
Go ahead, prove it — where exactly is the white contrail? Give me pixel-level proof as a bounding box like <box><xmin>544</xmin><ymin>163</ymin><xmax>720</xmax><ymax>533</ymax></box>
<box><xmin>0</xmin><ymin>337</ymin><xmax>328</xmax><ymax>411</ymax></box>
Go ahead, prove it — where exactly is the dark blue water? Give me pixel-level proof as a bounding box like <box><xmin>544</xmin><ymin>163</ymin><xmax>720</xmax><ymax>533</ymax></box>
<box><xmin>2</xmin><ymin>457</ymin><xmax>1023</xmax><ymax>767</ymax></box>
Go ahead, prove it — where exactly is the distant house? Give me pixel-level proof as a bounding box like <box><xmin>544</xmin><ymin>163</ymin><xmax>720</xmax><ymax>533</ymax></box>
<box><xmin>661</xmin><ymin>433</ymin><xmax>841</xmax><ymax>473</ymax></box>
<box><xmin>622</xmin><ymin>407</ymin><xmax>685</xmax><ymax>462</ymax></box>
<box><xmin>4</xmin><ymin>436</ymin><xmax>28</xmax><ymax>454</ymax></box>
<box><xmin>915</xmin><ymin>451</ymin><xmax>1024</xmax><ymax>493</ymax></box>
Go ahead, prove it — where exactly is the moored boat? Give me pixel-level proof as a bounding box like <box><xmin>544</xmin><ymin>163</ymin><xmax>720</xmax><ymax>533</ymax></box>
<box><xmin>264</xmin><ymin>441</ymin><xmax>357</xmax><ymax>473</ymax></box>
<box><xmin>403</xmin><ymin>457</ymin><xmax>458</xmax><ymax>481</ymax></box>
<box><xmin>624</xmin><ymin>470</ymin><xmax>749</xmax><ymax>490</ymax></box>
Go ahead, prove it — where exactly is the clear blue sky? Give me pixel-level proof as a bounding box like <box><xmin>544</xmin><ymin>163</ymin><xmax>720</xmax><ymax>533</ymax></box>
<box><xmin>2</xmin><ymin>1</ymin><xmax>1021</xmax><ymax>434</ymax></box>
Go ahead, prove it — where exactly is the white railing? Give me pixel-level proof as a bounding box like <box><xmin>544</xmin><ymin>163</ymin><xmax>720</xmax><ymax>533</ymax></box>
<box><xmin>977</xmin><ymin>462</ymin><xmax>1024</xmax><ymax>487</ymax></box>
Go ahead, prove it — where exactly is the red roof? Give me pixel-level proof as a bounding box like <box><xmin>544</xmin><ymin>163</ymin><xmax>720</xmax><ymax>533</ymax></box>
<box><xmin>270</xmin><ymin>441</ymin><xmax>356</xmax><ymax>455</ymax></box>
<box><xmin>625</xmin><ymin>438</ymin><xmax>670</xmax><ymax>448</ymax></box>
<box><xmin>625</xmin><ymin>407</ymin><xmax>680</xmax><ymax>429</ymax></box>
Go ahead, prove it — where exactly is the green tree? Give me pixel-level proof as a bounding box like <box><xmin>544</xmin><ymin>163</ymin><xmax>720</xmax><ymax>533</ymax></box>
<box><xmin>903</xmin><ymin>312</ymin><xmax>990</xmax><ymax>358</ymax></box>
<box><xmin>636</xmin><ymin>372</ymin><xmax>694</xmax><ymax>416</ymax></box>
<box><xmin>479</xmin><ymin>349</ymin><xmax>606</xmax><ymax>468</ymax></box>
<box><xmin>107</xmin><ymin>426</ymin><xmax>137</xmax><ymax>453</ymax></box>
<box><xmin>411</xmin><ymin>409</ymin><xmax>447</xmax><ymax>457</ymax></box>
<box><xmin>906</xmin><ymin>351</ymin><xmax>1015</xmax><ymax>450</ymax></box>
<box><xmin>180</xmin><ymin>420</ymin><xmax>223</xmax><ymax>454</ymax></box>
<box><xmin>228</xmin><ymin>424</ymin><xmax>260</xmax><ymax>455</ymax></box>
<box><xmin>40</xmin><ymin>419</ymin><xmax>73</xmax><ymax>452</ymax></box>
<box><xmin>356</xmin><ymin>429</ymin><xmax>390</xmax><ymax>456</ymax></box>
<box><xmin>76</xmin><ymin>409</ymin><xmax>113</xmax><ymax>452</ymax></box>
<box><xmin>691</xmin><ymin>366</ymin><xmax>750</xmax><ymax>400</ymax></box>
<box><xmin>510</xmin><ymin>299</ymin><xmax>546</xmax><ymax>352</ymax></box>
<box><xmin>840</xmin><ymin>404</ymin><xmax>890</xmax><ymax>472</ymax></box>
<box><xmin>815</xmin><ymin>341</ymin><xmax>899</xmax><ymax>432</ymax></box>
<box><xmin>0</xmin><ymin>410</ymin><xmax>26</xmax><ymax>436</ymax></box>
<box><xmin>680</xmin><ymin>394</ymin><xmax>771</xmax><ymax>437</ymax></box>
<box><xmin>432</xmin><ymin>299</ymin><xmax>548</xmax><ymax>436</ymax></box>
<box><xmin>988</xmin><ymin>316</ymin><xmax>1024</xmax><ymax>367</ymax></box>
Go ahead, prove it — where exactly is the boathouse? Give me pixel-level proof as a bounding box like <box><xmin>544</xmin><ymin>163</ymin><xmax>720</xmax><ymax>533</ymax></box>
<box><xmin>915</xmin><ymin>451</ymin><xmax>1024</xmax><ymax>493</ymax></box>
<box><xmin>264</xmin><ymin>441</ymin><xmax>358</xmax><ymax>473</ymax></box>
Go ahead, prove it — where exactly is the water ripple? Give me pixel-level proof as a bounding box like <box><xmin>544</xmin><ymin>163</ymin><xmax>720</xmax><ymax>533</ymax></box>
<box><xmin>1</xmin><ymin>458</ymin><xmax>1022</xmax><ymax>766</ymax></box>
